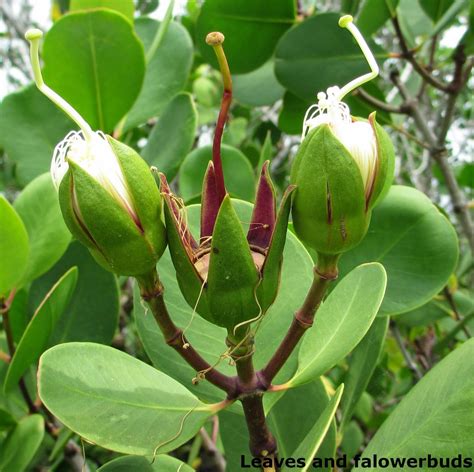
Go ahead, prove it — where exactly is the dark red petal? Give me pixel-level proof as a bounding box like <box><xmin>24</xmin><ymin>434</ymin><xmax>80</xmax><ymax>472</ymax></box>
<box><xmin>200</xmin><ymin>161</ymin><xmax>223</xmax><ymax>243</ymax></box>
<box><xmin>247</xmin><ymin>161</ymin><xmax>276</xmax><ymax>250</ymax></box>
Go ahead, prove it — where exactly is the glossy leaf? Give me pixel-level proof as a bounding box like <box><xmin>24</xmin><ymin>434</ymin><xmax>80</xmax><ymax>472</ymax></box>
<box><xmin>43</xmin><ymin>10</ymin><xmax>145</xmax><ymax>131</ymax></box>
<box><xmin>29</xmin><ymin>242</ymin><xmax>119</xmax><ymax>345</ymax></box>
<box><xmin>268</xmin><ymin>379</ymin><xmax>337</xmax><ymax>472</ymax></box>
<box><xmin>0</xmin><ymin>197</ymin><xmax>29</xmax><ymax>297</ymax></box>
<box><xmin>275</xmin><ymin>12</ymin><xmax>386</xmax><ymax>102</ymax></box>
<box><xmin>357</xmin><ymin>0</ymin><xmax>399</xmax><ymax>36</ymax></box>
<box><xmin>340</xmin><ymin>317</ymin><xmax>389</xmax><ymax>430</ymax></box>
<box><xmin>281</xmin><ymin>385</ymin><xmax>344</xmax><ymax>472</ymax></box>
<box><xmin>360</xmin><ymin>339</ymin><xmax>474</xmax><ymax>466</ymax></box>
<box><xmin>419</xmin><ymin>0</ymin><xmax>453</xmax><ymax>22</ymax></box>
<box><xmin>0</xmin><ymin>414</ymin><xmax>44</xmax><ymax>472</ymax></box>
<box><xmin>125</xmin><ymin>19</ymin><xmax>193</xmax><ymax>130</ymax></box>
<box><xmin>196</xmin><ymin>0</ymin><xmax>295</xmax><ymax>74</ymax></box>
<box><xmin>4</xmin><ymin>268</ymin><xmax>78</xmax><ymax>393</ymax></box>
<box><xmin>142</xmin><ymin>93</ymin><xmax>197</xmax><ymax>180</ymax></box>
<box><xmin>38</xmin><ymin>343</ymin><xmax>217</xmax><ymax>455</ymax></box>
<box><xmin>0</xmin><ymin>409</ymin><xmax>16</xmax><ymax>432</ymax></box>
<box><xmin>339</xmin><ymin>186</ymin><xmax>459</xmax><ymax>316</ymax></box>
<box><xmin>98</xmin><ymin>455</ymin><xmax>194</xmax><ymax>471</ymax></box>
<box><xmin>233</xmin><ymin>60</ymin><xmax>285</xmax><ymax>107</ymax></box>
<box><xmin>0</xmin><ymin>84</ymin><xmax>73</xmax><ymax>186</ymax></box>
<box><xmin>179</xmin><ymin>145</ymin><xmax>255</xmax><ymax>202</ymax></box>
<box><xmin>135</xmin><ymin>200</ymin><xmax>314</xmax><ymax>401</ymax></box>
<box><xmin>14</xmin><ymin>173</ymin><xmax>71</xmax><ymax>285</ymax></box>
<box><xmin>70</xmin><ymin>0</ymin><xmax>135</xmax><ymax>22</ymax></box>
<box><xmin>290</xmin><ymin>263</ymin><xmax>387</xmax><ymax>387</ymax></box>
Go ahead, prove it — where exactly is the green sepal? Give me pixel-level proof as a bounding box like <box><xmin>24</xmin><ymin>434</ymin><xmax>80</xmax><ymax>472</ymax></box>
<box><xmin>108</xmin><ymin>136</ymin><xmax>167</xmax><ymax>262</ymax></box>
<box><xmin>207</xmin><ymin>196</ymin><xmax>260</xmax><ymax>330</ymax></box>
<box><xmin>257</xmin><ymin>185</ymin><xmax>295</xmax><ymax>312</ymax></box>
<box><xmin>162</xmin><ymin>196</ymin><xmax>210</xmax><ymax>317</ymax></box>
<box><xmin>367</xmin><ymin>112</ymin><xmax>395</xmax><ymax>209</ymax></box>
<box><xmin>290</xmin><ymin>125</ymin><xmax>368</xmax><ymax>255</ymax></box>
<box><xmin>65</xmin><ymin>161</ymin><xmax>157</xmax><ymax>276</ymax></box>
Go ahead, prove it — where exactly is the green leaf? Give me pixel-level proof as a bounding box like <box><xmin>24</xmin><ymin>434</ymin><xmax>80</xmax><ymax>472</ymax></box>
<box><xmin>29</xmin><ymin>242</ymin><xmax>119</xmax><ymax>345</ymax></box>
<box><xmin>359</xmin><ymin>339</ymin><xmax>474</xmax><ymax>466</ymax></box>
<box><xmin>278</xmin><ymin>92</ymin><xmax>310</xmax><ymax>135</ymax></box>
<box><xmin>0</xmin><ymin>409</ymin><xmax>16</xmax><ymax>432</ymax></box>
<box><xmin>134</xmin><ymin>200</ymin><xmax>314</xmax><ymax>401</ymax></box>
<box><xmin>98</xmin><ymin>454</ymin><xmax>194</xmax><ymax>472</ymax></box>
<box><xmin>282</xmin><ymin>385</ymin><xmax>344</xmax><ymax>472</ymax></box>
<box><xmin>142</xmin><ymin>93</ymin><xmax>197</xmax><ymax>181</ymax></box>
<box><xmin>14</xmin><ymin>173</ymin><xmax>71</xmax><ymax>285</ymax></box>
<box><xmin>125</xmin><ymin>19</ymin><xmax>193</xmax><ymax>130</ymax></box>
<box><xmin>0</xmin><ymin>84</ymin><xmax>73</xmax><ymax>186</ymax></box>
<box><xmin>0</xmin><ymin>197</ymin><xmax>29</xmax><ymax>297</ymax></box>
<box><xmin>290</xmin><ymin>263</ymin><xmax>387</xmax><ymax>387</ymax></box>
<box><xmin>339</xmin><ymin>186</ymin><xmax>459</xmax><ymax>316</ymax></box>
<box><xmin>38</xmin><ymin>342</ymin><xmax>217</xmax><ymax>455</ymax></box>
<box><xmin>397</xmin><ymin>0</ymin><xmax>434</xmax><ymax>47</ymax></box>
<box><xmin>357</xmin><ymin>0</ymin><xmax>399</xmax><ymax>36</ymax></box>
<box><xmin>4</xmin><ymin>268</ymin><xmax>78</xmax><ymax>393</ymax></box>
<box><xmin>179</xmin><ymin>145</ymin><xmax>255</xmax><ymax>202</ymax></box>
<box><xmin>43</xmin><ymin>9</ymin><xmax>145</xmax><ymax>131</ymax></box>
<box><xmin>275</xmin><ymin>12</ymin><xmax>386</xmax><ymax>102</ymax></box>
<box><xmin>70</xmin><ymin>0</ymin><xmax>135</xmax><ymax>22</ymax></box>
<box><xmin>0</xmin><ymin>414</ymin><xmax>44</xmax><ymax>472</ymax></box>
<box><xmin>340</xmin><ymin>317</ymin><xmax>389</xmax><ymax>430</ymax></box>
<box><xmin>268</xmin><ymin>379</ymin><xmax>336</xmax><ymax>471</ymax></box>
<box><xmin>233</xmin><ymin>60</ymin><xmax>285</xmax><ymax>107</ymax></box>
<box><xmin>257</xmin><ymin>132</ymin><xmax>273</xmax><ymax>170</ymax></box>
<box><xmin>196</xmin><ymin>0</ymin><xmax>295</xmax><ymax>74</ymax></box>
<box><xmin>419</xmin><ymin>0</ymin><xmax>453</xmax><ymax>22</ymax></box>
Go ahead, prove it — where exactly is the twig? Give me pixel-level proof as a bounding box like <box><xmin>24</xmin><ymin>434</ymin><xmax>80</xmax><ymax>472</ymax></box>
<box><xmin>391</xmin><ymin>322</ymin><xmax>423</xmax><ymax>381</ymax></box>
<box><xmin>200</xmin><ymin>427</ymin><xmax>227</xmax><ymax>472</ymax></box>
<box><xmin>444</xmin><ymin>287</ymin><xmax>472</xmax><ymax>339</ymax></box>
<box><xmin>354</xmin><ymin>88</ymin><xmax>406</xmax><ymax>114</ymax></box>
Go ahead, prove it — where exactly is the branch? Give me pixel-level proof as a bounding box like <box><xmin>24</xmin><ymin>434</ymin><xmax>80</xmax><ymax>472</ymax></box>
<box><xmin>354</xmin><ymin>88</ymin><xmax>406</xmax><ymax>114</ymax></box>
<box><xmin>260</xmin><ymin>256</ymin><xmax>338</xmax><ymax>386</ymax></box>
<box><xmin>392</xmin><ymin>16</ymin><xmax>450</xmax><ymax>93</ymax></box>
<box><xmin>391</xmin><ymin>322</ymin><xmax>423</xmax><ymax>381</ymax></box>
<box><xmin>137</xmin><ymin>272</ymin><xmax>236</xmax><ymax>396</ymax></box>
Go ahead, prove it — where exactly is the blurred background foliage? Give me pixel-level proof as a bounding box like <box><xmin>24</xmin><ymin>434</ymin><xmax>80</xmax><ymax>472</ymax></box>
<box><xmin>0</xmin><ymin>0</ymin><xmax>473</xmax><ymax>470</ymax></box>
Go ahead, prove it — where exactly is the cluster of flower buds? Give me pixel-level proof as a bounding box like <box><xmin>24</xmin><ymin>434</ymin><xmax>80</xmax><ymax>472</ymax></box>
<box><xmin>291</xmin><ymin>15</ymin><xmax>394</xmax><ymax>258</ymax></box>
<box><xmin>25</xmin><ymin>14</ymin><xmax>394</xmax><ymax>332</ymax></box>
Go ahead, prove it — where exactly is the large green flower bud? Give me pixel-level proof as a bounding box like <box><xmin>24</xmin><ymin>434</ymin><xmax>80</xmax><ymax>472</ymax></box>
<box><xmin>24</xmin><ymin>29</ymin><xmax>166</xmax><ymax>276</ymax></box>
<box><xmin>52</xmin><ymin>131</ymin><xmax>166</xmax><ymax>276</ymax></box>
<box><xmin>290</xmin><ymin>15</ymin><xmax>394</xmax><ymax>257</ymax></box>
<box><xmin>291</xmin><ymin>110</ymin><xmax>394</xmax><ymax>255</ymax></box>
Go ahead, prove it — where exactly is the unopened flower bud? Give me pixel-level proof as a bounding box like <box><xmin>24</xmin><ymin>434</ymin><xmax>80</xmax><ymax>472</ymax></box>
<box><xmin>291</xmin><ymin>17</ymin><xmax>394</xmax><ymax>256</ymax></box>
<box><xmin>26</xmin><ymin>29</ymin><xmax>166</xmax><ymax>276</ymax></box>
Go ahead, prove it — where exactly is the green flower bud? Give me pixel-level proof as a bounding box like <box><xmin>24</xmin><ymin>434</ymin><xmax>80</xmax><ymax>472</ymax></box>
<box><xmin>25</xmin><ymin>28</ymin><xmax>166</xmax><ymax>276</ymax></box>
<box><xmin>53</xmin><ymin>132</ymin><xmax>166</xmax><ymax>276</ymax></box>
<box><xmin>290</xmin><ymin>15</ymin><xmax>394</xmax><ymax>256</ymax></box>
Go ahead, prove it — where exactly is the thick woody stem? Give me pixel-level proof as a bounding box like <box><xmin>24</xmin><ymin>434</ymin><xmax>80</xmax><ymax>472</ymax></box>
<box><xmin>207</xmin><ymin>32</ymin><xmax>232</xmax><ymax>203</ymax></box>
<box><xmin>260</xmin><ymin>255</ymin><xmax>339</xmax><ymax>385</ymax></box>
<box><xmin>227</xmin><ymin>334</ymin><xmax>278</xmax><ymax>470</ymax></box>
<box><xmin>137</xmin><ymin>270</ymin><xmax>236</xmax><ymax>396</ymax></box>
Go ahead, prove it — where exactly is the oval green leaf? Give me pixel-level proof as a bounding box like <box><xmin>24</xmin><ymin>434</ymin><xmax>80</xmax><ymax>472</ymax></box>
<box><xmin>290</xmin><ymin>263</ymin><xmax>387</xmax><ymax>387</ymax></box>
<box><xmin>275</xmin><ymin>12</ymin><xmax>386</xmax><ymax>102</ymax></box>
<box><xmin>196</xmin><ymin>0</ymin><xmax>296</xmax><ymax>74</ymax></box>
<box><xmin>338</xmin><ymin>186</ymin><xmax>459</xmax><ymax>316</ymax></box>
<box><xmin>142</xmin><ymin>93</ymin><xmax>197</xmax><ymax>181</ymax></box>
<box><xmin>43</xmin><ymin>9</ymin><xmax>145</xmax><ymax>131</ymax></box>
<box><xmin>125</xmin><ymin>19</ymin><xmax>193</xmax><ymax>130</ymax></box>
<box><xmin>14</xmin><ymin>173</ymin><xmax>71</xmax><ymax>285</ymax></box>
<box><xmin>359</xmin><ymin>339</ymin><xmax>474</xmax><ymax>467</ymax></box>
<box><xmin>70</xmin><ymin>0</ymin><xmax>135</xmax><ymax>22</ymax></box>
<box><xmin>0</xmin><ymin>197</ymin><xmax>29</xmax><ymax>297</ymax></box>
<box><xmin>0</xmin><ymin>414</ymin><xmax>44</xmax><ymax>472</ymax></box>
<box><xmin>4</xmin><ymin>267</ymin><xmax>78</xmax><ymax>393</ymax></box>
<box><xmin>38</xmin><ymin>342</ymin><xmax>217</xmax><ymax>455</ymax></box>
<box><xmin>179</xmin><ymin>145</ymin><xmax>255</xmax><ymax>202</ymax></box>
<box><xmin>29</xmin><ymin>242</ymin><xmax>119</xmax><ymax>345</ymax></box>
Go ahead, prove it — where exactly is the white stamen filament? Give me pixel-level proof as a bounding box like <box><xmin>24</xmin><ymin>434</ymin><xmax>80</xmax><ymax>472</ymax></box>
<box><xmin>302</xmin><ymin>16</ymin><xmax>380</xmax><ymax>198</ymax></box>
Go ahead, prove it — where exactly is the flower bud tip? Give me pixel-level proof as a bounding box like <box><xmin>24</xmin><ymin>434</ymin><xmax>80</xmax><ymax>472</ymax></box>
<box><xmin>206</xmin><ymin>32</ymin><xmax>225</xmax><ymax>46</ymax></box>
<box><xmin>338</xmin><ymin>15</ymin><xmax>353</xmax><ymax>28</ymax></box>
<box><xmin>25</xmin><ymin>28</ymin><xmax>43</xmax><ymax>42</ymax></box>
